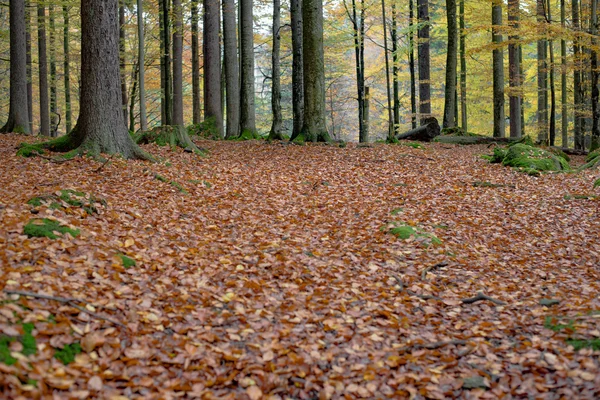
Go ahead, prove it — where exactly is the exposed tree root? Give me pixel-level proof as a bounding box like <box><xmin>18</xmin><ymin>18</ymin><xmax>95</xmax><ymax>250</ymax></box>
<box><xmin>421</xmin><ymin>262</ymin><xmax>449</xmax><ymax>280</ymax></box>
<box><xmin>397</xmin><ymin>339</ymin><xmax>468</xmax><ymax>354</ymax></box>
<box><xmin>135</xmin><ymin>125</ymin><xmax>207</xmax><ymax>156</ymax></box>
<box><xmin>461</xmin><ymin>291</ymin><xmax>506</xmax><ymax>306</ymax></box>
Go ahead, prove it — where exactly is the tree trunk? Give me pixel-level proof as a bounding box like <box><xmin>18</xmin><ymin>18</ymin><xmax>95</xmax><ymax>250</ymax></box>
<box><xmin>397</xmin><ymin>117</ymin><xmax>440</xmax><ymax>141</ymax></box>
<box><xmin>38</xmin><ymin>4</ymin><xmax>50</xmax><ymax>136</ymax></box>
<box><xmin>443</xmin><ymin>0</ymin><xmax>457</xmax><ymax>128</ymax></box>
<box><xmin>508</xmin><ymin>0</ymin><xmax>522</xmax><ymax>138</ymax></box>
<box><xmin>459</xmin><ymin>0</ymin><xmax>467</xmax><ymax>132</ymax></box>
<box><xmin>204</xmin><ymin>0</ymin><xmax>223</xmax><ymax>137</ymax></box>
<box><xmin>26</xmin><ymin>0</ymin><xmax>33</xmax><ymax>133</ymax></box>
<box><xmin>129</xmin><ymin>61</ymin><xmax>138</xmax><ymax>132</ymax></box>
<box><xmin>417</xmin><ymin>0</ymin><xmax>431</xmax><ymax>123</ymax></box>
<box><xmin>239</xmin><ymin>0</ymin><xmax>256</xmax><ymax>136</ymax></box>
<box><xmin>391</xmin><ymin>2</ymin><xmax>400</xmax><ymax>135</ymax></box>
<box><xmin>1</xmin><ymin>0</ymin><xmax>30</xmax><ymax>134</ymax></box>
<box><xmin>519</xmin><ymin>44</ymin><xmax>525</xmax><ymax>135</ymax></box>
<box><xmin>381</xmin><ymin>0</ymin><xmax>394</xmax><ymax>139</ymax></box>
<box><xmin>492</xmin><ymin>0</ymin><xmax>505</xmax><ymax>138</ymax></box>
<box><xmin>573</xmin><ymin>0</ymin><xmax>584</xmax><ymax>149</ymax></box>
<box><xmin>269</xmin><ymin>0</ymin><xmax>284</xmax><ymax>140</ymax></box>
<box><xmin>537</xmin><ymin>0</ymin><xmax>548</xmax><ymax>144</ymax></box>
<box><xmin>290</xmin><ymin>0</ymin><xmax>304</xmax><ymax>140</ymax></box>
<box><xmin>49</xmin><ymin>5</ymin><xmax>57</xmax><ymax>136</ymax></box>
<box><xmin>159</xmin><ymin>0</ymin><xmax>172</xmax><ymax>126</ymax></box>
<box><xmin>119</xmin><ymin>3</ymin><xmax>128</xmax><ymax>126</ymax></box>
<box><xmin>349</xmin><ymin>0</ymin><xmax>365</xmax><ymax>142</ymax></box>
<box><xmin>409</xmin><ymin>0</ymin><xmax>417</xmax><ymax>129</ymax></box>
<box><xmin>63</xmin><ymin>5</ymin><xmax>72</xmax><ymax>133</ymax></box>
<box><xmin>172</xmin><ymin>0</ymin><xmax>184</xmax><ymax>127</ymax></box>
<box><xmin>191</xmin><ymin>0</ymin><xmax>201</xmax><ymax>125</ymax></box>
<box><xmin>591</xmin><ymin>0</ymin><xmax>599</xmax><ymax>151</ymax></box>
<box><xmin>301</xmin><ymin>0</ymin><xmax>330</xmax><ymax>141</ymax></box>
<box><xmin>223</xmin><ymin>0</ymin><xmax>240</xmax><ymax>139</ymax></box>
<box><xmin>137</xmin><ymin>0</ymin><xmax>147</xmax><ymax>132</ymax></box>
<box><xmin>547</xmin><ymin>0</ymin><xmax>556</xmax><ymax>146</ymax></box>
<box><xmin>364</xmin><ymin>86</ymin><xmax>370</xmax><ymax>138</ymax></box>
<box><xmin>561</xmin><ymin>0</ymin><xmax>568</xmax><ymax>147</ymax></box>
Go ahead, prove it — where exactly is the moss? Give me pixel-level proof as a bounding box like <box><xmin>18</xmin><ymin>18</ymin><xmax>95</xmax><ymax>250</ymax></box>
<box><xmin>117</xmin><ymin>254</ymin><xmax>136</xmax><ymax>269</ymax></box>
<box><xmin>170</xmin><ymin>180</ymin><xmax>188</xmax><ymax>194</ymax></box>
<box><xmin>0</xmin><ymin>336</ymin><xmax>17</xmax><ymax>365</ymax></box>
<box><xmin>137</xmin><ymin>126</ymin><xmax>178</xmax><ymax>147</ymax></box>
<box><xmin>508</xmin><ymin>135</ymin><xmax>535</xmax><ymax>147</ymax></box>
<box><xmin>402</xmin><ymin>141</ymin><xmax>424</xmax><ymax>149</ymax></box>
<box><xmin>155</xmin><ymin>174</ymin><xmax>168</xmax><ymax>183</ymax></box>
<box><xmin>548</xmin><ymin>147</ymin><xmax>570</xmax><ymax>162</ymax></box>
<box><xmin>24</xmin><ymin>218</ymin><xmax>80</xmax><ymax>239</ymax></box>
<box><xmin>54</xmin><ymin>342</ymin><xmax>81</xmax><ymax>365</ymax></box>
<box><xmin>566</xmin><ymin>338</ymin><xmax>600</xmax><ymax>351</ymax></box>
<box><xmin>235</xmin><ymin>129</ymin><xmax>260</xmax><ymax>141</ymax></box>
<box><xmin>17</xmin><ymin>143</ymin><xmax>45</xmax><ymax>157</ymax></box>
<box><xmin>489</xmin><ymin>144</ymin><xmax>570</xmax><ymax>174</ymax></box>
<box><xmin>385</xmin><ymin>222</ymin><xmax>442</xmax><ymax>246</ymax></box>
<box><xmin>188</xmin><ymin>117</ymin><xmax>221</xmax><ymax>140</ymax></box>
<box><xmin>291</xmin><ymin>133</ymin><xmax>306</xmax><ymax>145</ymax></box>
<box><xmin>20</xmin><ymin>323</ymin><xmax>37</xmax><ymax>356</ymax></box>
<box><xmin>27</xmin><ymin>190</ymin><xmax>103</xmax><ymax>214</ymax></box>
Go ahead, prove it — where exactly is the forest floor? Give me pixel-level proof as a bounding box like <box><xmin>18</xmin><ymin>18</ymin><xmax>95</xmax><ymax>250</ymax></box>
<box><xmin>1</xmin><ymin>133</ymin><xmax>600</xmax><ymax>399</ymax></box>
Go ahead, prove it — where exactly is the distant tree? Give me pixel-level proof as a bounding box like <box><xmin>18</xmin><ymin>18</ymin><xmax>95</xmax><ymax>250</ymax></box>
<box><xmin>240</xmin><ymin>0</ymin><xmax>257</xmax><ymax>136</ymax></box>
<box><xmin>591</xmin><ymin>0</ymin><xmax>599</xmax><ymax>150</ymax></box>
<box><xmin>409</xmin><ymin>0</ymin><xmax>417</xmax><ymax>129</ymax></box>
<box><xmin>38</xmin><ymin>3</ymin><xmax>50</xmax><ymax>136</ymax></box>
<box><xmin>492</xmin><ymin>0</ymin><xmax>505</xmax><ymax>138</ymax></box>
<box><xmin>560</xmin><ymin>0</ymin><xmax>568</xmax><ymax>146</ymax></box>
<box><xmin>345</xmin><ymin>0</ymin><xmax>366</xmax><ymax>142</ymax></box>
<box><xmin>290</xmin><ymin>0</ymin><xmax>304</xmax><ymax>140</ymax></box>
<box><xmin>49</xmin><ymin>5</ymin><xmax>57</xmax><ymax>135</ymax></box>
<box><xmin>191</xmin><ymin>0</ymin><xmax>201</xmax><ymax>125</ymax></box>
<box><xmin>223</xmin><ymin>0</ymin><xmax>240</xmax><ymax>139</ymax></box>
<box><xmin>159</xmin><ymin>0</ymin><xmax>172</xmax><ymax>126</ymax></box>
<box><xmin>25</xmin><ymin>0</ymin><xmax>33</xmax><ymax>132</ymax></box>
<box><xmin>508</xmin><ymin>0</ymin><xmax>521</xmax><ymax>138</ymax></box>
<box><xmin>459</xmin><ymin>0</ymin><xmax>467</xmax><ymax>132</ymax></box>
<box><xmin>63</xmin><ymin>4</ymin><xmax>72</xmax><ymax>133</ymax></box>
<box><xmin>268</xmin><ymin>0</ymin><xmax>284</xmax><ymax>140</ymax></box>
<box><xmin>572</xmin><ymin>0</ymin><xmax>584</xmax><ymax>149</ymax></box>
<box><xmin>537</xmin><ymin>0</ymin><xmax>548</xmax><ymax>144</ymax></box>
<box><xmin>1</xmin><ymin>0</ymin><xmax>30</xmax><ymax>134</ymax></box>
<box><xmin>381</xmin><ymin>0</ymin><xmax>394</xmax><ymax>139</ymax></box>
<box><xmin>204</xmin><ymin>0</ymin><xmax>223</xmax><ymax>137</ymax></box>
<box><xmin>443</xmin><ymin>0</ymin><xmax>457</xmax><ymax>129</ymax></box>
<box><xmin>392</xmin><ymin>2</ymin><xmax>399</xmax><ymax>136</ymax></box>
<box><xmin>417</xmin><ymin>0</ymin><xmax>431</xmax><ymax>124</ymax></box>
<box><xmin>172</xmin><ymin>0</ymin><xmax>184</xmax><ymax>127</ymax></box>
<box><xmin>546</xmin><ymin>0</ymin><xmax>556</xmax><ymax>146</ymax></box>
<box><xmin>137</xmin><ymin>0</ymin><xmax>147</xmax><ymax>132</ymax></box>
<box><xmin>119</xmin><ymin>2</ymin><xmax>128</xmax><ymax>125</ymax></box>
<box><xmin>301</xmin><ymin>0</ymin><xmax>330</xmax><ymax>141</ymax></box>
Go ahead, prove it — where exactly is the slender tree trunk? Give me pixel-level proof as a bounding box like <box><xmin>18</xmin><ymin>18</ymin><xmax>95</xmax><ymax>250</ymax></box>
<box><xmin>129</xmin><ymin>61</ymin><xmax>138</xmax><ymax>132</ymax></box>
<box><xmin>459</xmin><ymin>0</ymin><xmax>467</xmax><ymax>132</ymax></box>
<box><xmin>301</xmin><ymin>0</ymin><xmax>330</xmax><ymax>141</ymax></box>
<box><xmin>160</xmin><ymin>0</ymin><xmax>172</xmax><ymax>126</ymax></box>
<box><xmin>119</xmin><ymin>3</ymin><xmax>128</xmax><ymax>126</ymax></box>
<box><xmin>508</xmin><ymin>0</ymin><xmax>522</xmax><ymax>138</ymax></box>
<box><xmin>349</xmin><ymin>0</ymin><xmax>365</xmax><ymax>142</ymax></box>
<box><xmin>269</xmin><ymin>0</ymin><xmax>284</xmax><ymax>140</ymax></box>
<box><xmin>172</xmin><ymin>0</ymin><xmax>184</xmax><ymax>127</ymax></box>
<box><xmin>409</xmin><ymin>0</ymin><xmax>417</xmax><ymax>129</ymax></box>
<box><xmin>204</xmin><ymin>0</ymin><xmax>223</xmax><ymax>137</ymax></box>
<box><xmin>519</xmin><ymin>45</ymin><xmax>525</xmax><ymax>134</ymax></box>
<box><xmin>381</xmin><ymin>0</ymin><xmax>394</xmax><ymax>138</ymax></box>
<box><xmin>159</xmin><ymin>0</ymin><xmax>166</xmax><ymax>124</ymax></box>
<box><xmin>223</xmin><ymin>0</ymin><xmax>240</xmax><ymax>138</ymax></box>
<box><xmin>443</xmin><ymin>0</ymin><xmax>457</xmax><ymax>128</ymax></box>
<box><xmin>561</xmin><ymin>0</ymin><xmax>568</xmax><ymax>147</ymax></box>
<box><xmin>492</xmin><ymin>1</ymin><xmax>505</xmax><ymax>138</ymax></box>
<box><xmin>573</xmin><ymin>0</ymin><xmax>583</xmax><ymax>149</ymax></box>
<box><xmin>417</xmin><ymin>0</ymin><xmax>431</xmax><ymax>124</ymax></box>
<box><xmin>547</xmin><ymin>0</ymin><xmax>556</xmax><ymax>146</ymax></box>
<box><xmin>62</xmin><ymin>5</ymin><xmax>72</xmax><ymax>133</ymax></box>
<box><xmin>26</xmin><ymin>0</ymin><xmax>33</xmax><ymax>133</ymax></box>
<box><xmin>1</xmin><ymin>0</ymin><xmax>30</xmax><ymax>134</ymax></box>
<box><xmin>137</xmin><ymin>0</ymin><xmax>147</xmax><ymax>132</ymax></box>
<box><xmin>240</xmin><ymin>0</ymin><xmax>257</xmax><ymax>136</ymax></box>
<box><xmin>49</xmin><ymin>5</ymin><xmax>58</xmax><ymax>136</ymax></box>
<box><xmin>191</xmin><ymin>0</ymin><xmax>201</xmax><ymax>125</ymax></box>
<box><xmin>290</xmin><ymin>0</ymin><xmax>304</xmax><ymax>140</ymax></box>
<box><xmin>391</xmin><ymin>2</ymin><xmax>400</xmax><ymax>134</ymax></box>
<box><xmin>591</xmin><ymin>0</ymin><xmax>599</xmax><ymax>150</ymax></box>
<box><xmin>37</xmin><ymin>4</ymin><xmax>50</xmax><ymax>136</ymax></box>
<box><xmin>537</xmin><ymin>0</ymin><xmax>548</xmax><ymax>144</ymax></box>
<box><xmin>364</xmin><ymin>86</ymin><xmax>370</xmax><ymax>138</ymax></box>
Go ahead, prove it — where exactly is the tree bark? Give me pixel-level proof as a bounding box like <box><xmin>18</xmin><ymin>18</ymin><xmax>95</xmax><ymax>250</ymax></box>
<box><xmin>26</xmin><ymin>0</ymin><xmax>33</xmax><ymax>133</ymax></box>
<box><xmin>239</xmin><ymin>0</ymin><xmax>257</xmax><ymax>136</ymax></box>
<box><xmin>392</xmin><ymin>2</ymin><xmax>400</xmax><ymax>136</ymax></box>
<box><xmin>129</xmin><ymin>61</ymin><xmax>138</xmax><ymax>132</ymax></box>
<box><xmin>223</xmin><ymin>0</ymin><xmax>240</xmax><ymax>139</ymax></box>
<box><xmin>137</xmin><ymin>0</ymin><xmax>147</xmax><ymax>132</ymax></box>
<box><xmin>38</xmin><ymin>4</ymin><xmax>50</xmax><ymax>136</ymax></box>
<box><xmin>591</xmin><ymin>0</ymin><xmax>599</xmax><ymax>150</ymax></box>
<box><xmin>290</xmin><ymin>0</ymin><xmax>304</xmax><ymax>140</ymax></box>
<box><xmin>119</xmin><ymin>3</ymin><xmax>128</xmax><ymax>126</ymax></box>
<box><xmin>409</xmin><ymin>0</ymin><xmax>417</xmax><ymax>129</ymax></box>
<box><xmin>348</xmin><ymin>0</ymin><xmax>366</xmax><ymax>142</ymax></box>
<box><xmin>508</xmin><ymin>0</ymin><xmax>522</xmax><ymax>138</ymax></box>
<box><xmin>49</xmin><ymin>5</ymin><xmax>57</xmax><ymax>136</ymax></box>
<box><xmin>301</xmin><ymin>0</ymin><xmax>330</xmax><ymax>141</ymax></box>
<box><xmin>492</xmin><ymin>0</ymin><xmax>505</xmax><ymax>138</ymax></box>
<box><xmin>191</xmin><ymin>0</ymin><xmax>201</xmax><ymax>125</ymax></box>
<box><xmin>573</xmin><ymin>0</ymin><xmax>584</xmax><ymax>149</ymax></box>
<box><xmin>381</xmin><ymin>0</ymin><xmax>394</xmax><ymax>139</ymax></box>
<box><xmin>560</xmin><ymin>0</ymin><xmax>568</xmax><ymax>147</ymax></box>
<box><xmin>459</xmin><ymin>0</ymin><xmax>466</xmax><ymax>132</ymax></box>
<box><xmin>159</xmin><ymin>0</ymin><xmax>172</xmax><ymax>126</ymax></box>
<box><xmin>537</xmin><ymin>0</ymin><xmax>548</xmax><ymax>144</ymax></box>
<box><xmin>417</xmin><ymin>0</ymin><xmax>431</xmax><ymax>123</ymax></box>
<box><xmin>172</xmin><ymin>0</ymin><xmax>184</xmax><ymax>127</ymax></box>
<box><xmin>443</xmin><ymin>0</ymin><xmax>457</xmax><ymax>128</ymax></box>
<box><xmin>269</xmin><ymin>0</ymin><xmax>284</xmax><ymax>140</ymax></box>
<box><xmin>397</xmin><ymin>117</ymin><xmax>440</xmax><ymax>141</ymax></box>
<box><xmin>1</xmin><ymin>0</ymin><xmax>30</xmax><ymax>134</ymax></box>
<box><xmin>204</xmin><ymin>0</ymin><xmax>223</xmax><ymax>137</ymax></box>
<box><xmin>63</xmin><ymin>5</ymin><xmax>72</xmax><ymax>133</ymax></box>
<box><xmin>547</xmin><ymin>0</ymin><xmax>556</xmax><ymax>146</ymax></box>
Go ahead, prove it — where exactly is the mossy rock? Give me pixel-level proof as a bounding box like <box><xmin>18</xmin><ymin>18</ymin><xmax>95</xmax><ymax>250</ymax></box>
<box><xmin>187</xmin><ymin>117</ymin><xmax>221</xmax><ymax>140</ymax></box>
<box><xmin>23</xmin><ymin>218</ymin><xmax>80</xmax><ymax>239</ymax></box>
<box><xmin>508</xmin><ymin>135</ymin><xmax>535</xmax><ymax>147</ymax></box>
<box><xmin>580</xmin><ymin>149</ymin><xmax>600</xmax><ymax>169</ymax></box>
<box><xmin>489</xmin><ymin>144</ymin><xmax>570</xmax><ymax>174</ymax></box>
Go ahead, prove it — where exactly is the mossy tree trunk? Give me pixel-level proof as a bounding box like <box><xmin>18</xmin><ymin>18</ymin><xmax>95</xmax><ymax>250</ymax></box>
<box><xmin>1</xmin><ymin>0</ymin><xmax>30</xmax><ymax>134</ymax></box>
<box><xmin>442</xmin><ymin>0</ymin><xmax>457</xmax><ymax>129</ymax></box>
<box><xmin>49</xmin><ymin>5</ymin><xmax>58</xmax><ymax>136</ymax></box>
<box><xmin>417</xmin><ymin>0</ymin><xmax>431</xmax><ymax>124</ymax></box>
<box><xmin>26</xmin><ymin>0</ymin><xmax>33</xmax><ymax>133</ymax></box>
<box><xmin>492</xmin><ymin>0</ymin><xmax>505</xmax><ymax>138</ymax></box>
<box><xmin>191</xmin><ymin>0</ymin><xmax>201</xmax><ymax>125</ymax></box>
<box><xmin>63</xmin><ymin>5</ymin><xmax>72</xmax><ymax>133</ymax></box>
<box><xmin>508</xmin><ymin>0</ymin><xmax>522</xmax><ymax>138</ymax></box>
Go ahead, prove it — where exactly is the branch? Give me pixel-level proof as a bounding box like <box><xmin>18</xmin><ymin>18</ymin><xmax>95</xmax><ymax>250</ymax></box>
<box><xmin>4</xmin><ymin>290</ymin><xmax>126</xmax><ymax>328</ymax></box>
<box><xmin>461</xmin><ymin>291</ymin><xmax>506</xmax><ymax>306</ymax></box>
<box><xmin>391</xmin><ymin>275</ymin><xmax>442</xmax><ymax>301</ymax></box>
<box><xmin>398</xmin><ymin>339</ymin><xmax>467</xmax><ymax>354</ymax></box>
<box><xmin>421</xmin><ymin>262</ymin><xmax>449</xmax><ymax>280</ymax></box>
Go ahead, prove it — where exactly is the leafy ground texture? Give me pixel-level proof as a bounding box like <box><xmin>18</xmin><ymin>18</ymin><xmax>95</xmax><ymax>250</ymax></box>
<box><xmin>1</xmin><ymin>134</ymin><xmax>600</xmax><ymax>399</ymax></box>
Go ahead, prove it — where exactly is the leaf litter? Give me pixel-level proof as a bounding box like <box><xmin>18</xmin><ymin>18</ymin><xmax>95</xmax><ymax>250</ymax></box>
<box><xmin>1</xmin><ymin>134</ymin><xmax>600</xmax><ymax>398</ymax></box>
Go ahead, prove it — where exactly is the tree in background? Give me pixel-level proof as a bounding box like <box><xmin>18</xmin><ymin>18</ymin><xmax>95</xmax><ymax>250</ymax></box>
<box><xmin>240</xmin><ymin>0</ymin><xmax>257</xmax><ymax>137</ymax></box>
<box><xmin>491</xmin><ymin>0</ymin><xmax>505</xmax><ymax>138</ymax></box>
<box><xmin>591</xmin><ymin>0</ymin><xmax>599</xmax><ymax>150</ymax></box>
<box><xmin>536</xmin><ymin>0</ymin><xmax>548</xmax><ymax>144</ymax></box>
<box><xmin>1</xmin><ymin>0</ymin><xmax>30</xmax><ymax>134</ymax></box>
<box><xmin>268</xmin><ymin>0</ymin><xmax>284</xmax><ymax>140</ymax></box>
<box><xmin>62</xmin><ymin>4</ymin><xmax>72</xmax><ymax>133</ymax></box>
<box><xmin>443</xmin><ymin>0</ymin><xmax>457</xmax><ymax>129</ymax></box>
<box><xmin>191</xmin><ymin>0</ymin><xmax>201</xmax><ymax>125</ymax></box>
<box><xmin>223</xmin><ymin>0</ymin><xmax>240</xmax><ymax>139</ymax></box>
<box><xmin>137</xmin><ymin>0</ymin><xmax>147</xmax><ymax>132</ymax></box>
<box><xmin>417</xmin><ymin>0</ymin><xmax>431</xmax><ymax>124</ymax></box>
<box><xmin>290</xmin><ymin>0</ymin><xmax>305</xmax><ymax>140</ymax></box>
<box><xmin>37</xmin><ymin>3</ymin><xmax>50</xmax><ymax>136</ymax></box>
<box><xmin>204</xmin><ymin>0</ymin><xmax>223</xmax><ymax>137</ymax></box>
<box><xmin>507</xmin><ymin>0</ymin><xmax>521</xmax><ymax>138</ymax></box>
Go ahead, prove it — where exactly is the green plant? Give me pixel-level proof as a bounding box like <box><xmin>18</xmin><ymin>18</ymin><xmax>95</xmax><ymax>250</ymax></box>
<box><xmin>566</xmin><ymin>338</ymin><xmax>600</xmax><ymax>351</ymax></box>
<box><xmin>54</xmin><ymin>342</ymin><xmax>81</xmax><ymax>365</ymax></box>
<box><xmin>0</xmin><ymin>336</ymin><xmax>17</xmax><ymax>365</ymax></box>
<box><xmin>21</xmin><ymin>323</ymin><xmax>37</xmax><ymax>356</ymax></box>
<box><xmin>385</xmin><ymin>222</ymin><xmax>442</xmax><ymax>246</ymax></box>
<box><xmin>23</xmin><ymin>219</ymin><xmax>80</xmax><ymax>239</ymax></box>
<box><xmin>117</xmin><ymin>254</ymin><xmax>136</xmax><ymax>269</ymax></box>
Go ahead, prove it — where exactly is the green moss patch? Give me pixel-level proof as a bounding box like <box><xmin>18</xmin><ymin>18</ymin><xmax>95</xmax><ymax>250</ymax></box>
<box><xmin>23</xmin><ymin>218</ymin><xmax>80</xmax><ymax>239</ymax></box>
<box><xmin>27</xmin><ymin>189</ymin><xmax>105</xmax><ymax>214</ymax></box>
<box><xmin>564</xmin><ymin>194</ymin><xmax>598</xmax><ymax>201</ymax></box>
<box><xmin>488</xmin><ymin>144</ymin><xmax>570</xmax><ymax>175</ymax></box>
<box><xmin>188</xmin><ymin>117</ymin><xmax>221</xmax><ymax>140</ymax></box>
<box><xmin>0</xmin><ymin>335</ymin><xmax>17</xmax><ymax>365</ymax></box>
<box><xmin>580</xmin><ymin>149</ymin><xmax>600</xmax><ymax>169</ymax></box>
<box><xmin>117</xmin><ymin>254</ymin><xmax>136</xmax><ymax>269</ymax></box>
<box><xmin>54</xmin><ymin>342</ymin><xmax>81</xmax><ymax>365</ymax></box>
<box><xmin>20</xmin><ymin>323</ymin><xmax>37</xmax><ymax>356</ymax></box>
<box><xmin>154</xmin><ymin>174</ymin><xmax>188</xmax><ymax>194</ymax></box>
<box><xmin>234</xmin><ymin>129</ymin><xmax>261</xmax><ymax>141</ymax></box>
<box><xmin>566</xmin><ymin>338</ymin><xmax>600</xmax><ymax>351</ymax></box>
<box><xmin>384</xmin><ymin>221</ymin><xmax>442</xmax><ymax>247</ymax></box>
<box><xmin>0</xmin><ymin>323</ymin><xmax>38</xmax><ymax>365</ymax></box>
<box><xmin>402</xmin><ymin>141</ymin><xmax>424</xmax><ymax>149</ymax></box>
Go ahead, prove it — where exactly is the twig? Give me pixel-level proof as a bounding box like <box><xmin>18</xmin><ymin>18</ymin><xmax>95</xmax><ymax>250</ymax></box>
<box><xmin>4</xmin><ymin>289</ymin><xmax>126</xmax><ymax>328</ymax></box>
<box><xmin>391</xmin><ymin>275</ymin><xmax>442</xmax><ymax>301</ymax></box>
<box><xmin>461</xmin><ymin>291</ymin><xmax>506</xmax><ymax>306</ymax></box>
<box><xmin>398</xmin><ymin>339</ymin><xmax>467</xmax><ymax>354</ymax></box>
<box><xmin>93</xmin><ymin>154</ymin><xmax>114</xmax><ymax>173</ymax></box>
<box><xmin>421</xmin><ymin>262</ymin><xmax>449</xmax><ymax>280</ymax></box>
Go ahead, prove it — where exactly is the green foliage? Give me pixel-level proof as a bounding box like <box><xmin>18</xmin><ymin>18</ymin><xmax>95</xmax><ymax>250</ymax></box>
<box><xmin>154</xmin><ymin>174</ymin><xmax>168</xmax><ymax>183</ymax></box>
<box><xmin>117</xmin><ymin>254</ymin><xmax>136</xmax><ymax>269</ymax></box>
<box><xmin>594</xmin><ymin>179</ymin><xmax>600</xmax><ymax>188</ymax></box>
<box><xmin>23</xmin><ymin>218</ymin><xmax>80</xmax><ymax>239</ymax></box>
<box><xmin>566</xmin><ymin>338</ymin><xmax>600</xmax><ymax>351</ymax></box>
<box><xmin>27</xmin><ymin>190</ymin><xmax>103</xmax><ymax>214</ymax></box>
<box><xmin>188</xmin><ymin>117</ymin><xmax>221</xmax><ymax>140</ymax></box>
<box><xmin>402</xmin><ymin>141</ymin><xmax>424</xmax><ymax>149</ymax></box>
<box><xmin>390</xmin><ymin>207</ymin><xmax>404</xmax><ymax>215</ymax></box>
<box><xmin>385</xmin><ymin>221</ymin><xmax>442</xmax><ymax>247</ymax></box>
<box><xmin>154</xmin><ymin>174</ymin><xmax>187</xmax><ymax>193</ymax></box>
<box><xmin>20</xmin><ymin>323</ymin><xmax>37</xmax><ymax>356</ymax></box>
<box><xmin>235</xmin><ymin>129</ymin><xmax>260</xmax><ymax>141</ymax></box>
<box><xmin>488</xmin><ymin>144</ymin><xmax>570</xmax><ymax>174</ymax></box>
<box><xmin>0</xmin><ymin>336</ymin><xmax>17</xmax><ymax>365</ymax></box>
<box><xmin>54</xmin><ymin>342</ymin><xmax>81</xmax><ymax>365</ymax></box>
<box><xmin>544</xmin><ymin>316</ymin><xmax>575</xmax><ymax>332</ymax></box>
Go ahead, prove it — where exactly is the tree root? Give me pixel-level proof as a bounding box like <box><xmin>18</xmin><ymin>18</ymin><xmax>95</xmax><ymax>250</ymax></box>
<box><xmin>461</xmin><ymin>291</ymin><xmax>506</xmax><ymax>306</ymax></box>
<box><xmin>4</xmin><ymin>289</ymin><xmax>126</xmax><ymax>328</ymax></box>
<box><xmin>397</xmin><ymin>339</ymin><xmax>468</xmax><ymax>354</ymax></box>
<box><xmin>421</xmin><ymin>262</ymin><xmax>449</xmax><ymax>280</ymax></box>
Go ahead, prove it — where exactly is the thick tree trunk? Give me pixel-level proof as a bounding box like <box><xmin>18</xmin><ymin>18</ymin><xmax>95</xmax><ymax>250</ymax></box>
<box><xmin>547</xmin><ymin>0</ymin><xmax>556</xmax><ymax>146</ymax></box>
<box><xmin>172</xmin><ymin>0</ymin><xmax>184</xmax><ymax>127</ymax></box>
<box><xmin>1</xmin><ymin>0</ymin><xmax>30</xmax><ymax>134</ymax></box>
<box><xmin>290</xmin><ymin>0</ymin><xmax>304</xmax><ymax>140</ymax></box>
<box><xmin>591</xmin><ymin>0</ymin><xmax>599</xmax><ymax>150</ymax></box>
<box><xmin>119</xmin><ymin>3</ymin><xmax>128</xmax><ymax>126</ymax></box>
<box><xmin>223</xmin><ymin>0</ymin><xmax>240</xmax><ymax>139</ymax></box>
<box><xmin>204</xmin><ymin>0</ymin><xmax>223</xmax><ymax>137</ymax></box>
<box><xmin>397</xmin><ymin>117</ymin><xmax>440</xmax><ymax>141</ymax></box>
<box><xmin>537</xmin><ymin>0</ymin><xmax>548</xmax><ymax>144</ymax></box>
<box><xmin>301</xmin><ymin>0</ymin><xmax>330</xmax><ymax>141</ymax></box>
<box><xmin>409</xmin><ymin>0</ymin><xmax>417</xmax><ymax>129</ymax></box>
<box><xmin>129</xmin><ymin>61</ymin><xmax>138</xmax><ymax>132</ymax></box>
<box><xmin>349</xmin><ymin>0</ymin><xmax>365</xmax><ymax>142</ymax></box>
<box><xmin>137</xmin><ymin>0</ymin><xmax>147</xmax><ymax>132</ymax></box>
<box><xmin>573</xmin><ymin>0</ymin><xmax>584</xmax><ymax>149</ymax></box>
<box><xmin>492</xmin><ymin>1</ymin><xmax>505</xmax><ymax>138</ymax></box>
<box><xmin>443</xmin><ymin>0</ymin><xmax>457</xmax><ymax>128</ymax></box>
<box><xmin>239</xmin><ymin>0</ymin><xmax>256</xmax><ymax>136</ymax></box>
<box><xmin>508</xmin><ymin>0</ymin><xmax>522</xmax><ymax>138</ymax></box>
<box><xmin>63</xmin><ymin>5</ymin><xmax>72</xmax><ymax>133</ymax></box>
<box><xmin>159</xmin><ymin>0</ymin><xmax>172</xmax><ymax>126</ymax></box>
<box><xmin>49</xmin><ymin>5</ymin><xmax>57</xmax><ymax>136</ymax></box>
<box><xmin>38</xmin><ymin>4</ymin><xmax>50</xmax><ymax>136</ymax></box>
<box><xmin>561</xmin><ymin>0</ymin><xmax>568</xmax><ymax>147</ymax></box>
<box><xmin>381</xmin><ymin>0</ymin><xmax>394</xmax><ymax>138</ymax></box>
<box><xmin>26</xmin><ymin>1</ymin><xmax>33</xmax><ymax>133</ymax></box>
<box><xmin>269</xmin><ymin>0</ymin><xmax>284</xmax><ymax>140</ymax></box>
<box><xmin>417</xmin><ymin>0</ymin><xmax>431</xmax><ymax>123</ymax></box>
<box><xmin>191</xmin><ymin>0</ymin><xmax>201</xmax><ymax>125</ymax></box>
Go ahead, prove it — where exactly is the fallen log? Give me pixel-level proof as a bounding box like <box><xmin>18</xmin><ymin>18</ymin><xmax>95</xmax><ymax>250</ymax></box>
<box><xmin>397</xmin><ymin>117</ymin><xmax>440</xmax><ymax>142</ymax></box>
<box><xmin>549</xmin><ymin>146</ymin><xmax>588</xmax><ymax>156</ymax></box>
<box><xmin>434</xmin><ymin>136</ymin><xmax>519</xmax><ymax>145</ymax></box>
